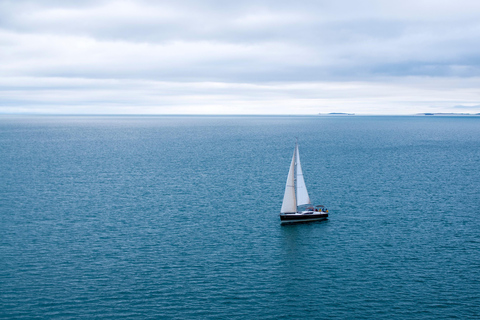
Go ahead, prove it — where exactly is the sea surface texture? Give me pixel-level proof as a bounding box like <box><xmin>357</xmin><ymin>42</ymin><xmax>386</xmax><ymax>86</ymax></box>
<box><xmin>1</xmin><ymin>115</ymin><xmax>479</xmax><ymax>319</ymax></box>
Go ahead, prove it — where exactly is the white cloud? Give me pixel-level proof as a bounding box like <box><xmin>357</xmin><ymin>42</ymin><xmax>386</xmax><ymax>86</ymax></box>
<box><xmin>2</xmin><ymin>76</ymin><xmax>479</xmax><ymax>114</ymax></box>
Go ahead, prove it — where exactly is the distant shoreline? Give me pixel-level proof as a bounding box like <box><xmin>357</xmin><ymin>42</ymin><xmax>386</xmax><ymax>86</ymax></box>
<box><xmin>416</xmin><ymin>113</ymin><xmax>480</xmax><ymax>116</ymax></box>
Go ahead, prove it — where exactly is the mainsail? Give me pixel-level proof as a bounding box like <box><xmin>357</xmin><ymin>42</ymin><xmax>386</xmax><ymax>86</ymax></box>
<box><xmin>280</xmin><ymin>148</ymin><xmax>297</xmax><ymax>213</ymax></box>
<box><xmin>281</xmin><ymin>141</ymin><xmax>311</xmax><ymax>213</ymax></box>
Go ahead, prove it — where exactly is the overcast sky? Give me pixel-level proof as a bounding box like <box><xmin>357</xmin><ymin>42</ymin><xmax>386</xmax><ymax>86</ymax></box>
<box><xmin>1</xmin><ymin>0</ymin><xmax>480</xmax><ymax>114</ymax></box>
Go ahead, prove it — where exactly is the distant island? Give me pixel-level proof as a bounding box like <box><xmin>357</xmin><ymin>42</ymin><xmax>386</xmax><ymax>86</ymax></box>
<box><xmin>417</xmin><ymin>113</ymin><xmax>480</xmax><ymax>116</ymax></box>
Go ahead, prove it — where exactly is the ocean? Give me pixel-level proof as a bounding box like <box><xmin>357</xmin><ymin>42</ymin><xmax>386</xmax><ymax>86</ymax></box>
<box><xmin>1</xmin><ymin>115</ymin><xmax>479</xmax><ymax>319</ymax></box>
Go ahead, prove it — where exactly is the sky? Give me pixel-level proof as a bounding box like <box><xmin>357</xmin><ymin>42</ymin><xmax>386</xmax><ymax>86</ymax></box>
<box><xmin>1</xmin><ymin>0</ymin><xmax>480</xmax><ymax>115</ymax></box>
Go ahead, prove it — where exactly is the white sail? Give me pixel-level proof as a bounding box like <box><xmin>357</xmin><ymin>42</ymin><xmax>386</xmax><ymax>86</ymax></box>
<box><xmin>281</xmin><ymin>148</ymin><xmax>297</xmax><ymax>213</ymax></box>
<box><xmin>295</xmin><ymin>143</ymin><xmax>311</xmax><ymax>206</ymax></box>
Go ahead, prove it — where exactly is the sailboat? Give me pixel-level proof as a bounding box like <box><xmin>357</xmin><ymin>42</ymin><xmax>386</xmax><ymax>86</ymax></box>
<box><xmin>280</xmin><ymin>141</ymin><xmax>328</xmax><ymax>223</ymax></box>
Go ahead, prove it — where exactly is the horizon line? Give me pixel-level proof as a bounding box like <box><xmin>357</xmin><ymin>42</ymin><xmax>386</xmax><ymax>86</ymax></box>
<box><xmin>1</xmin><ymin>112</ymin><xmax>480</xmax><ymax>117</ymax></box>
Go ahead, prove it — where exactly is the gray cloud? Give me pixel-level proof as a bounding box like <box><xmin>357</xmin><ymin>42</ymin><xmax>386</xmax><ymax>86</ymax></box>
<box><xmin>1</xmin><ymin>0</ymin><xmax>480</xmax><ymax>113</ymax></box>
<box><xmin>453</xmin><ymin>104</ymin><xmax>480</xmax><ymax>109</ymax></box>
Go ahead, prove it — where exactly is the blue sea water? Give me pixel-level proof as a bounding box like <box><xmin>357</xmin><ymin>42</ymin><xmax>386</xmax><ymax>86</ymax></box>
<box><xmin>0</xmin><ymin>115</ymin><xmax>479</xmax><ymax>319</ymax></box>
